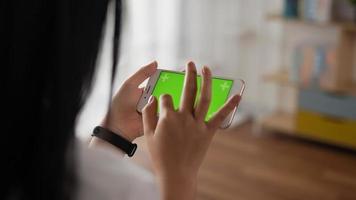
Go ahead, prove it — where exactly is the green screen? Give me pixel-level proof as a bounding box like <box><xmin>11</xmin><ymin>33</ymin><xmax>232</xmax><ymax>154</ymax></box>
<box><xmin>152</xmin><ymin>71</ymin><xmax>233</xmax><ymax>121</ymax></box>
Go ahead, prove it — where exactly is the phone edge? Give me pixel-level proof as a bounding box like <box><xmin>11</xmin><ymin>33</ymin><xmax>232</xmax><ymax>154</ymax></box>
<box><xmin>219</xmin><ymin>79</ymin><xmax>246</xmax><ymax>129</ymax></box>
<box><xmin>136</xmin><ymin>69</ymin><xmax>246</xmax><ymax>129</ymax></box>
<box><xmin>136</xmin><ymin>69</ymin><xmax>162</xmax><ymax>113</ymax></box>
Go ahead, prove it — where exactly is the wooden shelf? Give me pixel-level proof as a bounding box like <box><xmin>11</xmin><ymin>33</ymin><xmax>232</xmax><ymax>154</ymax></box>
<box><xmin>263</xmin><ymin>14</ymin><xmax>356</xmax><ymax>150</ymax></box>
<box><xmin>260</xmin><ymin>112</ymin><xmax>356</xmax><ymax>150</ymax></box>
<box><xmin>260</xmin><ymin>112</ymin><xmax>296</xmax><ymax>134</ymax></box>
<box><xmin>266</xmin><ymin>14</ymin><xmax>356</xmax><ymax>32</ymax></box>
<box><xmin>262</xmin><ymin>70</ymin><xmax>297</xmax><ymax>87</ymax></box>
<box><xmin>262</xmin><ymin>71</ymin><xmax>356</xmax><ymax>95</ymax></box>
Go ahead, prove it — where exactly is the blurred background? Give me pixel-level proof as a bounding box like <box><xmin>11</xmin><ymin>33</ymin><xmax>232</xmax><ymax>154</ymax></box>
<box><xmin>76</xmin><ymin>0</ymin><xmax>356</xmax><ymax>199</ymax></box>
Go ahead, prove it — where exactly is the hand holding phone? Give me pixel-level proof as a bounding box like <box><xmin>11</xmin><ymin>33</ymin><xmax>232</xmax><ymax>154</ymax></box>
<box><xmin>137</xmin><ymin>67</ymin><xmax>245</xmax><ymax>128</ymax></box>
<box><xmin>98</xmin><ymin>61</ymin><xmax>158</xmax><ymax>142</ymax></box>
<box><xmin>141</xmin><ymin>62</ymin><xmax>243</xmax><ymax>199</ymax></box>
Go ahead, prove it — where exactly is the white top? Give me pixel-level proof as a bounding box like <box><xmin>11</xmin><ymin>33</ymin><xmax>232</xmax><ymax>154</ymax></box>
<box><xmin>77</xmin><ymin>140</ymin><xmax>159</xmax><ymax>200</ymax></box>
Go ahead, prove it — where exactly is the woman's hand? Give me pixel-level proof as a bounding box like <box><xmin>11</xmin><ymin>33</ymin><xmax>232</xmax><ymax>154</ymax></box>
<box><xmin>101</xmin><ymin>61</ymin><xmax>157</xmax><ymax>142</ymax></box>
<box><xmin>142</xmin><ymin>62</ymin><xmax>241</xmax><ymax>200</ymax></box>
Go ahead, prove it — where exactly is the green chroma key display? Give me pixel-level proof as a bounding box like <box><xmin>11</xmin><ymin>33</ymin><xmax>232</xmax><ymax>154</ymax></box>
<box><xmin>152</xmin><ymin>71</ymin><xmax>233</xmax><ymax>121</ymax></box>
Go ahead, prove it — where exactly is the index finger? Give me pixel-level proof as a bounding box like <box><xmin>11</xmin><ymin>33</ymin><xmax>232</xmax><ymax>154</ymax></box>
<box><xmin>142</xmin><ymin>96</ymin><xmax>158</xmax><ymax>136</ymax></box>
<box><xmin>194</xmin><ymin>66</ymin><xmax>212</xmax><ymax>121</ymax></box>
<box><xmin>126</xmin><ymin>61</ymin><xmax>158</xmax><ymax>86</ymax></box>
<box><xmin>179</xmin><ymin>61</ymin><xmax>197</xmax><ymax>113</ymax></box>
<box><xmin>207</xmin><ymin>95</ymin><xmax>240</xmax><ymax>130</ymax></box>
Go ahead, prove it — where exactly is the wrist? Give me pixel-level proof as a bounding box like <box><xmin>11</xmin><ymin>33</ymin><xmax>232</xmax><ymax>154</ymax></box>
<box><xmin>158</xmin><ymin>173</ymin><xmax>197</xmax><ymax>200</ymax></box>
<box><xmin>90</xmin><ymin>126</ymin><xmax>137</xmax><ymax>157</ymax></box>
<box><xmin>100</xmin><ymin>119</ymin><xmax>135</xmax><ymax>142</ymax></box>
<box><xmin>89</xmin><ymin>137</ymin><xmax>125</xmax><ymax>156</ymax></box>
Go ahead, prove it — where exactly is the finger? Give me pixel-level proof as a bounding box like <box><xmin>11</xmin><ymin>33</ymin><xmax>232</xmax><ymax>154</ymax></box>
<box><xmin>207</xmin><ymin>95</ymin><xmax>241</xmax><ymax>130</ymax></box>
<box><xmin>142</xmin><ymin>96</ymin><xmax>158</xmax><ymax>136</ymax></box>
<box><xmin>195</xmin><ymin>66</ymin><xmax>212</xmax><ymax>120</ymax></box>
<box><xmin>160</xmin><ymin>94</ymin><xmax>174</xmax><ymax>115</ymax></box>
<box><xmin>179</xmin><ymin>61</ymin><xmax>197</xmax><ymax>113</ymax></box>
<box><xmin>126</xmin><ymin>61</ymin><xmax>157</xmax><ymax>87</ymax></box>
<box><xmin>138</xmin><ymin>87</ymin><xmax>144</xmax><ymax>93</ymax></box>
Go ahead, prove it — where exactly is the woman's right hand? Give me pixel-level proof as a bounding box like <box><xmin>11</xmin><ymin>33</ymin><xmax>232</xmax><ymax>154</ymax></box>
<box><xmin>142</xmin><ymin>62</ymin><xmax>241</xmax><ymax>200</ymax></box>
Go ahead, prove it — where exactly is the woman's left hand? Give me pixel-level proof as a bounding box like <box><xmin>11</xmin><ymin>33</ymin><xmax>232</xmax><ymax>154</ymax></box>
<box><xmin>101</xmin><ymin>61</ymin><xmax>157</xmax><ymax>142</ymax></box>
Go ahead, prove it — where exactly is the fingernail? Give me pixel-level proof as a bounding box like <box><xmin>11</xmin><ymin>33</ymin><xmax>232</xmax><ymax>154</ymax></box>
<box><xmin>148</xmin><ymin>95</ymin><xmax>154</xmax><ymax>104</ymax></box>
<box><xmin>187</xmin><ymin>62</ymin><xmax>196</xmax><ymax>74</ymax></box>
<box><xmin>202</xmin><ymin>66</ymin><xmax>210</xmax><ymax>75</ymax></box>
<box><xmin>149</xmin><ymin>60</ymin><xmax>157</xmax><ymax>68</ymax></box>
<box><xmin>233</xmin><ymin>95</ymin><xmax>241</xmax><ymax>103</ymax></box>
<box><xmin>202</xmin><ymin>66</ymin><xmax>207</xmax><ymax>74</ymax></box>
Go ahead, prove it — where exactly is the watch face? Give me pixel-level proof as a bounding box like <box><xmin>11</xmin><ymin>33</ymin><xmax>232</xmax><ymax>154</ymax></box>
<box><xmin>128</xmin><ymin>143</ymin><xmax>137</xmax><ymax>157</ymax></box>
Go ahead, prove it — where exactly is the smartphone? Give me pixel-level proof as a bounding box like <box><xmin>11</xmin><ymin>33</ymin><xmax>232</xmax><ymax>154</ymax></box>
<box><xmin>136</xmin><ymin>69</ymin><xmax>245</xmax><ymax>128</ymax></box>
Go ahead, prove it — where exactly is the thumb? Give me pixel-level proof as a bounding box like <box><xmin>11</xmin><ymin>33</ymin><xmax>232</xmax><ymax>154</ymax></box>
<box><xmin>126</xmin><ymin>61</ymin><xmax>158</xmax><ymax>87</ymax></box>
<box><xmin>142</xmin><ymin>96</ymin><xmax>158</xmax><ymax>136</ymax></box>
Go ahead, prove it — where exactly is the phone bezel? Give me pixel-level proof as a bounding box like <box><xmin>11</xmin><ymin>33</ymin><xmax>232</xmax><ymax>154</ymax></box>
<box><xmin>136</xmin><ymin>69</ymin><xmax>245</xmax><ymax>129</ymax></box>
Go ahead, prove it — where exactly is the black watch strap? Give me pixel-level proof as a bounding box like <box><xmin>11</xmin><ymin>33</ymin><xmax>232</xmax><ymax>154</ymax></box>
<box><xmin>92</xmin><ymin>126</ymin><xmax>137</xmax><ymax>157</ymax></box>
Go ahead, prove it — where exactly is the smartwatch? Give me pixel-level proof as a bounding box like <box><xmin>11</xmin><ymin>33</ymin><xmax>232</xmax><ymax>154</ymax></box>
<box><xmin>92</xmin><ymin>126</ymin><xmax>137</xmax><ymax>157</ymax></box>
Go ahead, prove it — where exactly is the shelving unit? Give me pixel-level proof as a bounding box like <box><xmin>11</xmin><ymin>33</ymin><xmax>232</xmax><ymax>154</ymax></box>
<box><xmin>260</xmin><ymin>112</ymin><xmax>296</xmax><ymax>134</ymax></box>
<box><xmin>260</xmin><ymin>12</ymin><xmax>356</xmax><ymax>149</ymax></box>
<box><xmin>262</xmin><ymin>70</ymin><xmax>297</xmax><ymax>87</ymax></box>
<box><xmin>262</xmin><ymin>70</ymin><xmax>356</xmax><ymax>95</ymax></box>
<box><xmin>266</xmin><ymin>14</ymin><xmax>356</xmax><ymax>32</ymax></box>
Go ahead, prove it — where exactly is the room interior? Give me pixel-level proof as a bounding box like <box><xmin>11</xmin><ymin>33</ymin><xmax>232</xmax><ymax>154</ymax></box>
<box><xmin>76</xmin><ymin>0</ymin><xmax>356</xmax><ymax>199</ymax></box>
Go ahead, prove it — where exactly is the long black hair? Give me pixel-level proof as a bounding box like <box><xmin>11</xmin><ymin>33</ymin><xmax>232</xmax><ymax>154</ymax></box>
<box><xmin>1</xmin><ymin>0</ymin><xmax>121</xmax><ymax>199</ymax></box>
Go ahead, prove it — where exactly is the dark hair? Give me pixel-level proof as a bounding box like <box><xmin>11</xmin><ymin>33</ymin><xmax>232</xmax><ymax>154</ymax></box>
<box><xmin>2</xmin><ymin>0</ymin><xmax>120</xmax><ymax>199</ymax></box>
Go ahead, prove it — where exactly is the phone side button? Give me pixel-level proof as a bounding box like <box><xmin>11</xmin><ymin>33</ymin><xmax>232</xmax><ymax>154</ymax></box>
<box><xmin>145</xmin><ymin>85</ymin><xmax>151</xmax><ymax>93</ymax></box>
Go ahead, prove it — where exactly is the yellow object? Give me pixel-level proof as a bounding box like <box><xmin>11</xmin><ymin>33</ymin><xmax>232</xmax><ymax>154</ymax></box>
<box><xmin>296</xmin><ymin>110</ymin><xmax>356</xmax><ymax>149</ymax></box>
